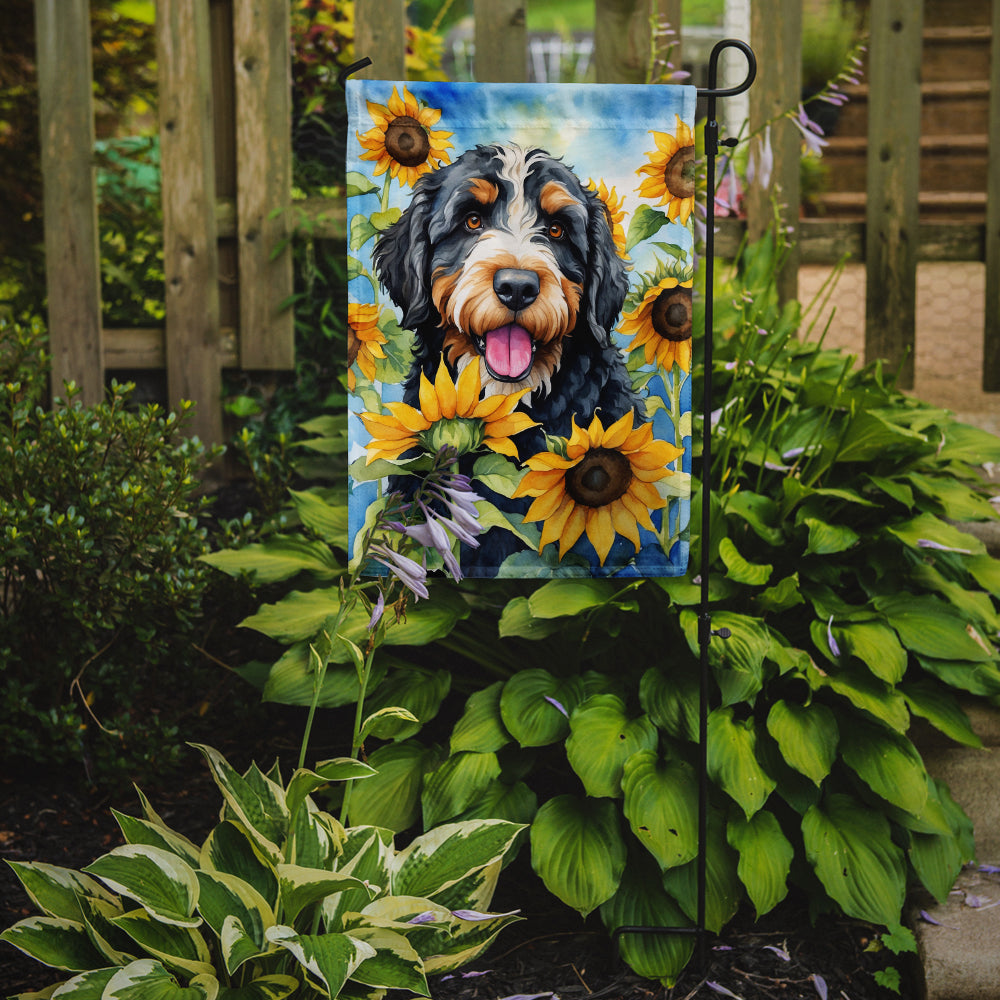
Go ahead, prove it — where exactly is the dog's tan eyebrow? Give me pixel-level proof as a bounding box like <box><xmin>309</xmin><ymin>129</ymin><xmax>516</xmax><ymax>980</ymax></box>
<box><xmin>540</xmin><ymin>181</ymin><xmax>581</xmax><ymax>215</ymax></box>
<box><xmin>467</xmin><ymin>178</ymin><xmax>499</xmax><ymax>204</ymax></box>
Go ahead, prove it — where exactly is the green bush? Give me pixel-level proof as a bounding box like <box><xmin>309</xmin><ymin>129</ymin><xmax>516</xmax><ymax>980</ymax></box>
<box><xmin>210</xmin><ymin>232</ymin><xmax>1000</xmax><ymax>985</ymax></box>
<box><xmin>0</xmin><ymin>316</ymin><xmax>220</xmax><ymax>783</ymax></box>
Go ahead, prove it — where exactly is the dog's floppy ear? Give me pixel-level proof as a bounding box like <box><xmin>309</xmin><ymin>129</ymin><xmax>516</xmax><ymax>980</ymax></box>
<box><xmin>583</xmin><ymin>197</ymin><xmax>630</xmax><ymax>346</ymax></box>
<box><xmin>372</xmin><ymin>175</ymin><xmax>440</xmax><ymax>328</ymax></box>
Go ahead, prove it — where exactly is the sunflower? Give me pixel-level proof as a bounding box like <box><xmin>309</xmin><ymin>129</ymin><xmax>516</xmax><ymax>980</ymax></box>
<box><xmin>357</xmin><ymin>85</ymin><xmax>453</xmax><ymax>188</ymax></box>
<box><xmin>512</xmin><ymin>411</ymin><xmax>684</xmax><ymax>566</ymax></box>
<box><xmin>619</xmin><ymin>276</ymin><xmax>694</xmax><ymax>373</ymax></box>
<box><xmin>635</xmin><ymin>116</ymin><xmax>697</xmax><ymax>225</ymax></box>
<box><xmin>347</xmin><ymin>302</ymin><xmax>388</xmax><ymax>391</ymax></box>
<box><xmin>359</xmin><ymin>360</ymin><xmax>538</xmax><ymax>464</ymax></box>
<box><xmin>588</xmin><ymin>178</ymin><xmax>628</xmax><ymax>257</ymax></box>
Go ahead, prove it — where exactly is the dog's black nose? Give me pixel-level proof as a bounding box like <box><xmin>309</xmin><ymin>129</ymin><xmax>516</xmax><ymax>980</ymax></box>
<box><xmin>493</xmin><ymin>268</ymin><xmax>540</xmax><ymax>311</ymax></box>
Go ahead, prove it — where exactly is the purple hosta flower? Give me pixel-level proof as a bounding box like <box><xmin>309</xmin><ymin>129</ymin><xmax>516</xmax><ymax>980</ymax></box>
<box><xmin>407</xmin><ymin>911</ymin><xmax>438</xmax><ymax>925</ymax></box>
<box><xmin>497</xmin><ymin>994</ymin><xmax>558</xmax><ymax>1000</ymax></box>
<box><xmin>544</xmin><ymin>695</ymin><xmax>569</xmax><ymax>718</ymax></box>
<box><xmin>746</xmin><ymin>124</ymin><xmax>774</xmax><ymax>190</ymax></box>
<box><xmin>367</xmin><ymin>590</ymin><xmax>385</xmax><ymax>631</ymax></box>
<box><xmin>451</xmin><ymin>908</ymin><xmax>521</xmax><ymax>921</ymax></box>
<box><xmin>406</xmin><ymin>500</ymin><xmax>463</xmax><ymax>580</ymax></box>
<box><xmin>827</xmin><ymin>616</ymin><xmax>842</xmax><ymax>657</ymax></box>
<box><xmin>979</xmin><ymin>864</ymin><xmax>1000</xmax><ymax>874</ymax></box>
<box><xmin>812</xmin><ymin>974</ymin><xmax>828</xmax><ymax>1000</ymax></box>
<box><xmin>917</xmin><ymin>538</ymin><xmax>973</xmax><ymax>555</ymax></box>
<box><xmin>715</xmin><ymin>156</ymin><xmax>742</xmax><ymax>216</ymax></box>
<box><xmin>791</xmin><ymin>104</ymin><xmax>828</xmax><ymax>157</ymax></box>
<box><xmin>441</xmin><ymin>970</ymin><xmax>493</xmax><ymax>981</ymax></box>
<box><xmin>706</xmin><ymin>983</ymin><xmax>742</xmax><ymax>999</ymax></box>
<box><xmin>763</xmin><ymin>944</ymin><xmax>790</xmax><ymax>961</ymax></box>
<box><xmin>369</xmin><ymin>543</ymin><xmax>429</xmax><ymax>600</ymax></box>
<box><xmin>426</xmin><ymin>471</ymin><xmax>483</xmax><ymax>548</ymax></box>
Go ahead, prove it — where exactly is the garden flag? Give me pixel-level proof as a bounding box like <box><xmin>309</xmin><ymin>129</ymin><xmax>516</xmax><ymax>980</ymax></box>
<box><xmin>347</xmin><ymin>80</ymin><xmax>696</xmax><ymax>578</ymax></box>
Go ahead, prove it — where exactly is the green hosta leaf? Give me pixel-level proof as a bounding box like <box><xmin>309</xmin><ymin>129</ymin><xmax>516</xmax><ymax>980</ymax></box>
<box><xmin>347</xmin><ymin>740</ymin><xmax>441</xmax><ymax>832</ymax></box>
<box><xmin>200</xmin><ymin>536</ymin><xmax>340</xmax><ymax>584</ymax></box>
<box><xmin>277</xmin><ymin>865</ymin><xmax>374</xmax><ymax>925</ymax></box>
<box><xmin>839</xmin><ymin>718</ymin><xmax>929</xmax><ymax>816</ymax></box>
<box><xmin>727</xmin><ymin>811</ymin><xmax>793</xmax><ymax>917</ymax></box>
<box><xmin>112</xmin><ymin>812</ymin><xmax>201</xmax><ymax>868</ymax></box>
<box><xmin>530</xmin><ymin>795</ymin><xmax>626</xmax><ymax>917</ymax></box>
<box><xmin>621</xmin><ymin>751</ymin><xmax>699</xmax><ymax>871</ymax></box>
<box><xmin>195</xmin><ymin>871</ymin><xmax>273</xmax><ymax>974</ymax></box>
<box><xmin>111</xmin><ymin>908</ymin><xmax>214</xmax><ymax>977</ymax></box>
<box><xmin>680</xmin><ymin>610</ymin><xmax>770</xmax><ymax>706</ymax></box>
<box><xmin>285</xmin><ymin>759</ymin><xmax>376</xmax><ymax>822</ymax></box>
<box><xmin>765</xmin><ymin>700</ymin><xmax>838</xmax><ymax>786</ymax></box>
<box><xmin>362</xmin><ymin>667</ymin><xmax>451</xmax><ymax>740</ymax></box>
<box><xmin>901</xmin><ymin>680</ymin><xmax>982</xmax><ymax>748</ymax></box>
<box><xmin>812</xmin><ymin>662</ymin><xmax>910</xmax><ymax>732</ymax></box>
<box><xmin>802</xmin><ymin>793</ymin><xmax>906</xmax><ymax>926</ymax></box>
<box><xmin>260</xmin><ymin>644</ymin><xmax>383</xmax><ymax>709</ymax></box>
<box><xmin>724</xmin><ymin>490</ymin><xmax>784</xmax><ymax>546</ymax></box>
<box><xmin>719</xmin><ymin>536</ymin><xmax>772</xmax><ymax>585</ymax></box>
<box><xmin>661</xmin><ymin>811</ymin><xmax>742</xmax><ymax>933</ymax></box>
<box><xmin>265</xmin><ymin>926</ymin><xmax>375</xmax><ymax>997</ymax></box>
<box><xmin>421</xmin><ymin>751</ymin><xmax>502</xmax><ymax>828</ymax></box>
<box><xmin>191</xmin><ymin>746</ymin><xmax>287</xmax><ymax>863</ymax></box>
<box><xmin>345</xmin><ymin>926</ymin><xmax>428</xmax><ymax>994</ymax></box>
<box><xmin>499</xmin><ymin>670</ymin><xmax>584</xmax><ymax>747</ymax></box>
<box><xmin>103</xmin><ymin>959</ymin><xmax>218</xmax><ymax>999</ymax></box>
<box><xmin>4</xmin><ymin>862</ymin><xmax>118</xmax><ymax>922</ymax></box>
<box><xmin>566</xmin><ymin>695</ymin><xmax>658</xmax><ymax>798</ymax></box>
<box><xmin>450</xmin><ymin>682</ymin><xmax>511</xmax><ymax>754</ymax></box>
<box><xmin>288</xmin><ymin>488</ymin><xmax>348</xmax><ymax>544</ymax></box>
<box><xmin>0</xmin><ymin>916</ymin><xmax>107</xmax><ymax>971</ymax></box>
<box><xmin>216</xmin><ymin>975</ymin><xmax>299</xmax><ymax>1000</ymax></box>
<box><xmin>599</xmin><ymin>853</ymin><xmax>694</xmax><ymax>987</ymax></box>
<box><xmin>453</xmin><ymin>779</ymin><xmax>538</xmax><ymax>827</ymax></box>
<box><xmin>916</xmin><ymin>655</ymin><xmax>1000</xmax><ymax>697</ymax></box>
<box><xmin>707</xmin><ymin>708</ymin><xmax>776</xmax><ymax>818</ymax></box>
<box><xmin>834</xmin><ymin>621</ymin><xmax>907</xmax><ymax>684</ymax></box>
<box><xmin>886</xmin><ymin>511</ymin><xmax>985</xmax><ymax>556</ymax></box>
<box><xmin>498</xmin><ymin>596</ymin><xmax>566</xmax><ymax>639</ymax></box>
<box><xmin>639</xmin><ymin>665</ymin><xmax>699</xmax><ymax>742</ymax></box>
<box><xmin>875</xmin><ymin>594</ymin><xmax>995</xmax><ymax>662</ymax></box>
<box><xmin>907</xmin><ymin>472</ymin><xmax>998</xmax><ymax>521</ymax></box>
<box><xmin>834</xmin><ymin>410</ymin><xmax>927</xmax><ymax>463</ymax></box>
<box><xmin>803</xmin><ymin>517</ymin><xmax>859</xmax><ymax>555</ymax></box>
<box><xmin>526</xmin><ymin>578</ymin><xmax>619</xmax><ymax>618</ymax></box>
<box><xmin>756</xmin><ymin>573</ymin><xmax>805</xmax><ymax>614</ymax></box>
<box><xmin>83</xmin><ymin>846</ymin><xmax>200</xmax><ymax>928</ymax></box>
<box><xmin>909</xmin><ymin>826</ymin><xmax>966</xmax><ymax>905</ymax></box>
<box><xmin>967</xmin><ymin>553</ymin><xmax>1000</xmax><ymax>597</ymax></box>
<box><xmin>393</xmin><ymin>820</ymin><xmax>524</xmax><ymax>900</ymax></box>
<box><xmin>359</xmin><ymin>706</ymin><xmax>421</xmax><ymax>742</ymax></box>
<box><xmin>200</xmin><ymin>822</ymin><xmax>278</xmax><ymax>910</ymax></box>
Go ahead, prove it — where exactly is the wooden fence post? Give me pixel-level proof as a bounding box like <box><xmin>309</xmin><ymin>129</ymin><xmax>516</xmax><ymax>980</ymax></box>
<box><xmin>354</xmin><ymin>0</ymin><xmax>407</xmax><ymax>79</ymax></box>
<box><xmin>233</xmin><ymin>0</ymin><xmax>294</xmax><ymax>370</ymax></box>
<box><xmin>34</xmin><ymin>0</ymin><xmax>104</xmax><ymax>405</ymax></box>
<box><xmin>746</xmin><ymin>0</ymin><xmax>801</xmax><ymax>306</ymax></box>
<box><xmin>864</xmin><ymin>0</ymin><xmax>923</xmax><ymax>389</ymax></box>
<box><xmin>157</xmin><ymin>0</ymin><xmax>223</xmax><ymax>445</ymax></box>
<box><xmin>983</xmin><ymin>0</ymin><xmax>1000</xmax><ymax>391</ymax></box>
<box><xmin>594</xmin><ymin>0</ymin><xmax>672</xmax><ymax>84</ymax></box>
<box><xmin>474</xmin><ymin>0</ymin><xmax>527</xmax><ymax>82</ymax></box>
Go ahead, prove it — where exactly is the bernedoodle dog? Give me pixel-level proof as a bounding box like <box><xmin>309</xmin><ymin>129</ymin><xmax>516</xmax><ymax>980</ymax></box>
<box><xmin>373</xmin><ymin>143</ymin><xmax>645</xmax><ymax>569</ymax></box>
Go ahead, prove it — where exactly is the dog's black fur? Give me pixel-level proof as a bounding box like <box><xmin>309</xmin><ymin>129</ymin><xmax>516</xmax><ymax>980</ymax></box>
<box><xmin>372</xmin><ymin>144</ymin><xmax>644</xmax><ymax>571</ymax></box>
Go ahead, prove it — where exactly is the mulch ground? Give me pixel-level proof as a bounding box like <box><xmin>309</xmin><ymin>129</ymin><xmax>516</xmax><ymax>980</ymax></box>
<box><xmin>1</xmin><ymin>738</ymin><xmax>914</xmax><ymax>1000</ymax></box>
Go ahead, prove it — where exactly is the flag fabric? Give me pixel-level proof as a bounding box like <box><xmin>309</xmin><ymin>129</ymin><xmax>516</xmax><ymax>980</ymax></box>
<box><xmin>347</xmin><ymin>80</ymin><xmax>696</xmax><ymax>578</ymax></box>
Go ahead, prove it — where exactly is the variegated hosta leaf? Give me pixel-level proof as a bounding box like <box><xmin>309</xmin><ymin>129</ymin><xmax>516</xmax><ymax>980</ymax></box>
<box><xmin>111</xmin><ymin>810</ymin><xmax>202</xmax><ymax>868</ymax></box>
<box><xmin>529</xmin><ymin>795</ymin><xmax>626</xmax><ymax>917</ymax></box>
<box><xmin>421</xmin><ymin>751</ymin><xmax>502</xmax><ymax>829</ymax></box>
<box><xmin>285</xmin><ymin>760</ymin><xmax>376</xmax><ymax>823</ymax></box>
<box><xmin>621</xmin><ymin>751</ymin><xmax>699</xmax><ymax>871</ymax></box>
<box><xmin>344</xmin><ymin>926</ymin><xmax>429</xmax><ymax>995</ymax></box>
<box><xmin>195</xmin><ymin>871</ymin><xmax>274</xmax><ymax>974</ymax></box>
<box><xmin>425</xmin><ymin>859</ymin><xmax>501</xmax><ymax>916</ymax></box>
<box><xmin>4</xmin><ymin>861</ymin><xmax>118</xmax><ymax>922</ymax></box>
<box><xmin>566</xmin><ymin>695</ymin><xmax>658</xmax><ymax>799</ymax></box>
<box><xmin>214</xmin><ymin>974</ymin><xmax>300</xmax><ymax>999</ymax></box>
<box><xmin>391</xmin><ymin>820</ymin><xmax>524</xmax><ymax>901</ymax></box>
<box><xmin>802</xmin><ymin>793</ymin><xmax>906</xmax><ymax>926</ymax></box>
<box><xmin>706</xmin><ymin>707</ymin><xmax>776</xmax><ymax>819</ymax></box>
<box><xmin>110</xmin><ymin>908</ymin><xmax>214</xmax><ymax>978</ymax></box>
<box><xmin>765</xmin><ymin>700</ymin><xmax>838</xmax><ymax>786</ymax></box>
<box><xmin>46</xmin><ymin>966</ymin><xmax>118</xmax><ymax>997</ymax></box>
<box><xmin>191</xmin><ymin>745</ymin><xmax>287</xmax><ymax>863</ymax></box>
<box><xmin>450</xmin><ymin>681</ymin><xmax>511</xmax><ymax>754</ymax></box>
<box><xmin>276</xmin><ymin>864</ymin><xmax>376</xmax><ymax>925</ymax></box>
<box><xmin>0</xmin><ymin>916</ymin><xmax>107</xmax><ymax>972</ymax></box>
<box><xmin>726</xmin><ymin>810</ymin><xmax>793</xmax><ymax>917</ymax></box>
<box><xmin>265</xmin><ymin>926</ymin><xmax>376</xmax><ymax>998</ymax></box>
<box><xmin>102</xmin><ymin>958</ymin><xmax>218</xmax><ymax>999</ymax></box>
<box><xmin>77</xmin><ymin>894</ymin><xmax>136</xmax><ymax>966</ymax></box>
<box><xmin>288</xmin><ymin>802</ymin><xmax>343</xmax><ymax>870</ymax></box>
<box><xmin>599</xmin><ymin>853</ymin><xmax>694</xmax><ymax>987</ymax></box>
<box><xmin>323</xmin><ymin>829</ymin><xmax>393</xmax><ymax>931</ymax></box>
<box><xmin>200</xmin><ymin>822</ymin><xmax>278</xmax><ymax>910</ymax></box>
<box><xmin>83</xmin><ymin>846</ymin><xmax>200</xmax><ymax>928</ymax></box>
<box><xmin>421</xmin><ymin>907</ymin><xmax>522</xmax><ymax>975</ymax></box>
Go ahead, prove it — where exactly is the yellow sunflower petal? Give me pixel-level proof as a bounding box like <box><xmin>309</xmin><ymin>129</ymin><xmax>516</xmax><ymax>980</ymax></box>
<box><xmin>585</xmin><ymin>505</ymin><xmax>616</xmax><ymax>565</ymax></box>
<box><xmin>611</xmin><ymin>500</ymin><xmax>642</xmax><ymax>551</ymax></box>
<box><xmin>559</xmin><ymin>502</ymin><xmax>589</xmax><ymax>556</ymax></box>
<box><xmin>434</xmin><ymin>362</ymin><xmax>457</xmax><ymax>419</ymax></box>
<box><xmin>455</xmin><ymin>361</ymin><xmax>482</xmax><ymax>416</ymax></box>
<box><xmin>601</xmin><ymin>411</ymin><xmax>636</xmax><ymax>450</ymax></box>
<box><xmin>621</xmin><ymin>489</ymin><xmax>658</xmax><ymax>531</ymax></box>
<box><xmin>629</xmin><ymin>477</ymin><xmax>668</xmax><ymax>510</ymax></box>
<box><xmin>538</xmin><ymin>495</ymin><xmax>576</xmax><ymax>552</ymax></box>
<box><xmin>383</xmin><ymin>400</ymin><xmax>432</xmax><ymax>432</ymax></box>
<box><xmin>418</xmin><ymin>371</ymin><xmax>442</xmax><ymax>423</ymax></box>
<box><xmin>483</xmin><ymin>436</ymin><xmax>520</xmax><ymax>459</ymax></box>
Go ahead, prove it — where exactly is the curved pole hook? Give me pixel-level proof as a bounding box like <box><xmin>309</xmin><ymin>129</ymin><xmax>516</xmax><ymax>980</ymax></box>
<box><xmin>697</xmin><ymin>38</ymin><xmax>757</xmax><ymax>99</ymax></box>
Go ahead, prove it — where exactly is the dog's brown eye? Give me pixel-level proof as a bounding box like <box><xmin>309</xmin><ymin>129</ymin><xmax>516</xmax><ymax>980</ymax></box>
<box><xmin>465</xmin><ymin>213</ymin><xmax>483</xmax><ymax>231</ymax></box>
<box><xmin>548</xmin><ymin>222</ymin><xmax>564</xmax><ymax>239</ymax></box>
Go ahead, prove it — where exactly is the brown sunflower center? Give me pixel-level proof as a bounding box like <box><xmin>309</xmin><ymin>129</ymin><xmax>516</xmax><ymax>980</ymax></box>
<box><xmin>565</xmin><ymin>448</ymin><xmax>632</xmax><ymax>508</ymax></box>
<box><xmin>384</xmin><ymin>115</ymin><xmax>431</xmax><ymax>167</ymax></box>
<box><xmin>664</xmin><ymin>145</ymin><xmax>696</xmax><ymax>199</ymax></box>
<box><xmin>651</xmin><ymin>287</ymin><xmax>693</xmax><ymax>343</ymax></box>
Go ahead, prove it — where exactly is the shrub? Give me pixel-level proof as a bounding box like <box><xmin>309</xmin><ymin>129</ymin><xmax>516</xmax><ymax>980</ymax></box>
<box><xmin>0</xmin><ymin>316</ymin><xmax>220</xmax><ymax>783</ymax></box>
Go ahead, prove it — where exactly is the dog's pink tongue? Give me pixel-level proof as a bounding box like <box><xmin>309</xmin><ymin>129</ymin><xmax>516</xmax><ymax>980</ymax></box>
<box><xmin>484</xmin><ymin>324</ymin><xmax>533</xmax><ymax>380</ymax></box>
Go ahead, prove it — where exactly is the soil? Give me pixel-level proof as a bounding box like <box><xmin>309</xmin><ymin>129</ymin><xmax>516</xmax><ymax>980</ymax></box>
<box><xmin>0</xmin><ymin>739</ymin><xmax>914</xmax><ymax>1000</ymax></box>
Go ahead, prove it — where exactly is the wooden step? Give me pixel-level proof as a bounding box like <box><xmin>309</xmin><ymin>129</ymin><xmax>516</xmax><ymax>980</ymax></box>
<box><xmin>922</xmin><ymin>25</ymin><xmax>993</xmax><ymax>83</ymax></box>
<box><xmin>821</xmin><ymin>134</ymin><xmax>989</xmax><ymax>192</ymax></box>
<box><xmin>813</xmin><ymin>189</ymin><xmax>987</xmax><ymax>222</ymax></box>
<box><xmin>922</xmin><ymin>0</ymin><xmax>992</xmax><ymax>28</ymax></box>
<box><xmin>833</xmin><ymin>80</ymin><xmax>991</xmax><ymax>137</ymax></box>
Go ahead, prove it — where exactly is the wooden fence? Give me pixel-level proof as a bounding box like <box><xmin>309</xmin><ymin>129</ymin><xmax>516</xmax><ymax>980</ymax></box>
<box><xmin>33</xmin><ymin>0</ymin><xmax>1000</xmax><ymax>445</ymax></box>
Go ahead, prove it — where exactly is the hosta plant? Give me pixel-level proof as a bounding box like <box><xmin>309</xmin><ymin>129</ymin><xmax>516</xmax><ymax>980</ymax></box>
<box><xmin>1</xmin><ymin>744</ymin><xmax>523</xmax><ymax>999</ymax></box>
